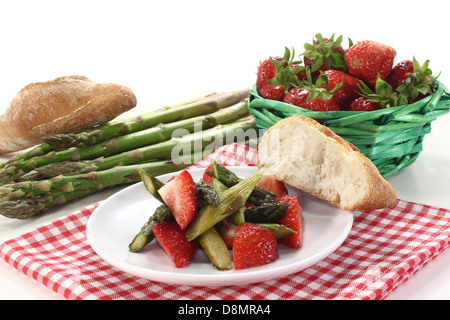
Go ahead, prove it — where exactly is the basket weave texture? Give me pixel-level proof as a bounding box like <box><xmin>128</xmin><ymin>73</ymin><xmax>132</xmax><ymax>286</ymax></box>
<box><xmin>248</xmin><ymin>80</ymin><xmax>450</xmax><ymax>177</ymax></box>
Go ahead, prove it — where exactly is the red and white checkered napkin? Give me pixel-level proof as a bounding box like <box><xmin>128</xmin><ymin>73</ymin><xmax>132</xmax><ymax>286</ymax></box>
<box><xmin>2</xmin><ymin>143</ymin><xmax>450</xmax><ymax>300</ymax></box>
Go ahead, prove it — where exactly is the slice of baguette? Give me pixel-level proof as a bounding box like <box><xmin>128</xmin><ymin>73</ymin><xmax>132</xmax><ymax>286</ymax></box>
<box><xmin>257</xmin><ymin>115</ymin><xmax>397</xmax><ymax>210</ymax></box>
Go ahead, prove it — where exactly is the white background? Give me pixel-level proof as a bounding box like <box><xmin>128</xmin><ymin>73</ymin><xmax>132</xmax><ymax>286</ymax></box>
<box><xmin>0</xmin><ymin>0</ymin><xmax>450</xmax><ymax>299</ymax></box>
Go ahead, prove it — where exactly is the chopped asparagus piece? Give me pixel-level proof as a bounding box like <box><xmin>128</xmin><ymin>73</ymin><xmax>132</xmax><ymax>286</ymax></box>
<box><xmin>139</xmin><ymin>168</ymin><xmax>165</xmax><ymax>203</ymax></box>
<box><xmin>196</xmin><ymin>227</ymin><xmax>232</xmax><ymax>271</ymax></box>
<box><xmin>256</xmin><ymin>223</ymin><xmax>297</xmax><ymax>239</ymax></box>
<box><xmin>197</xmin><ymin>179</ymin><xmax>220</xmax><ymax>207</ymax></box>
<box><xmin>128</xmin><ymin>204</ymin><xmax>172</xmax><ymax>253</ymax></box>
<box><xmin>244</xmin><ymin>203</ymin><xmax>288</xmax><ymax>223</ymax></box>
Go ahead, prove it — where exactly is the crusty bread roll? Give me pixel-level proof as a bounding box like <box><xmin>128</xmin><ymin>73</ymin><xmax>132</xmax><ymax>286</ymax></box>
<box><xmin>0</xmin><ymin>75</ymin><xmax>137</xmax><ymax>154</ymax></box>
<box><xmin>257</xmin><ymin>115</ymin><xmax>397</xmax><ymax>210</ymax></box>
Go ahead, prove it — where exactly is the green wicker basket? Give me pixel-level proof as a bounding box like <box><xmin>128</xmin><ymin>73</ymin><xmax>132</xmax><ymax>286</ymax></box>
<box><xmin>248</xmin><ymin>79</ymin><xmax>450</xmax><ymax>177</ymax></box>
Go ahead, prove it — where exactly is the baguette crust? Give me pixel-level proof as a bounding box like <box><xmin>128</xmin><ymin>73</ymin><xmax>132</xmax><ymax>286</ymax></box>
<box><xmin>257</xmin><ymin>115</ymin><xmax>397</xmax><ymax>211</ymax></box>
<box><xmin>0</xmin><ymin>75</ymin><xmax>137</xmax><ymax>154</ymax></box>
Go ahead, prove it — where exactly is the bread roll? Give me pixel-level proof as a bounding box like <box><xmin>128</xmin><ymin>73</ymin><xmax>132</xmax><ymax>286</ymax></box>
<box><xmin>0</xmin><ymin>75</ymin><xmax>137</xmax><ymax>154</ymax></box>
<box><xmin>257</xmin><ymin>115</ymin><xmax>397</xmax><ymax>210</ymax></box>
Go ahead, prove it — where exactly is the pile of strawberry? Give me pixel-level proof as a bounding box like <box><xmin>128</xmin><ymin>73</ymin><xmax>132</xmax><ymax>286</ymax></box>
<box><xmin>256</xmin><ymin>33</ymin><xmax>438</xmax><ymax>111</ymax></box>
<box><xmin>150</xmin><ymin>166</ymin><xmax>304</xmax><ymax>270</ymax></box>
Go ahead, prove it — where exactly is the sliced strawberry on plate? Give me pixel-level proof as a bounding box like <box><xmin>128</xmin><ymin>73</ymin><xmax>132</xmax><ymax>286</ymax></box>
<box><xmin>233</xmin><ymin>222</ymin><xmax>278</xmax><ymax>270</ymax></box>
<box><xmin>217</xmin><ymin>218</ymin><xmax>238</xmax><ymax>249</ymax></box>
<box><xmin>202</xmin><ymin>165</ymin><xmax>213</xmax><ymax>184</ymax></box>
<box><xmin>277</xmin><ymin>195</ymin><xmax>304</xmax><ymax>249</ymax></box>
<box><xmin>158</xmin><ymin>170</ymin><xmax>198</xmax><ymax>230</ymax></box>
<box><xmin>151</xmin><ymin>221</ymin><xmax>198</xmax><ymax>268</ymax></box>
<box><xmin>257</xmin><ymin>174</ymin><xmax>288</xmax><ymax>199</ymax></box>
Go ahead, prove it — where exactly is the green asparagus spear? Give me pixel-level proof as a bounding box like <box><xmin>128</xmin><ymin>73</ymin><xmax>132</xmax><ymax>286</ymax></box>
<box><xmin>43</xmin><ymin>89</ymin><xmax>250</xmax><ymax>149</ymax></box>
<box><xmin>256</xmin><ymin>223</ymin><xmax>297</xmax><ymax>239</ymax></box>
<box><xmin>128</xmin><ymin>204</ymin><xmax>173</xmax><ymax>253</ymax></box>
<box><xmin>244</xmin><ymin>203</ymin><xmax>288</xmax><ymax>223</ymax></box>
<box><xmin>0</xmin><ymin>158</ymin><xmax>193</xmax><ymax>219</ymax></box>
<box><xmin>0</xmin><ymin>143</ymin><xmax>55</xmax><ymax>170</ymax></box>
<box><xmin>211</xmin><ymin>178</ymin><xmax>245</xmax><ymax>225</ymax></box>
<box><xmin>196</xmin><ymin>227</ymin><xmax>232</xmax><ymax>271</ymax></box>
<box><xmin>25</xmin><ymin>117</ymin><xmax>256</xmax><ymax>181</ymax></box>
<box><xmin>129</xmin><ymin>168</ymin><xmax>172</xmax><ymax>252</ymax></box>
<box><xmin>0</xmin><ymin>102</ymin><xmax>251</xmax><ymax>184</ymax></box>
<box><xmin>139</xmin><ymin>168</ymin><xmax>166</xmax><ymax>203</ymax></box>
<box><xmin>196</xmin><ymin>179</ymin><xmax>220</xmax><ymax>207</ymax></box>
<box><xmin>185</xmin><ymin>168</ymin><xmax>265</xmax><ymax>241</ymax></box>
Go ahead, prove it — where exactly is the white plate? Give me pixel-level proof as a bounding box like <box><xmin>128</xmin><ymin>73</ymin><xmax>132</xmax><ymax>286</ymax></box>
<box><xmin>86</xmin><ymin>166</ymin><xmax>353</xmax><ymax>287</ymax></box>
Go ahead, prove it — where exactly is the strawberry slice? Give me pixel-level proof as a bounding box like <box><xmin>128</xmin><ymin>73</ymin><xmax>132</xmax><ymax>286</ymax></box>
<box><xmin>202</xmin><ymin>165</ymin><xmax>213</xmax><ymax>184</ymax></box>
<box><xmin>217</xmin><ymin>219</ymin><xmax>238</xmax><ymax>249</ymax></box>
<box><xmin>233</xmin><ymin>222</ymin><xmax>278</xmax><ymax>270</ymax></box>
<box><xmin>257</xmin><ymin>174</ymin><xmax>288</xmax><ymax>199</ymax></box>
<box><xmin>151</xmin><ymin>221</ymin><xmax>198</xmax><ymax>268</ymax></box>
<box><xmin>158</xmin><ymin>170</ymin><xmax>198</xmax><ymax>230</ymax></box>
<box><xmin>277</xmin><ymin>195</ymin><xmax>304</xmax><ymax>249</ymax></box>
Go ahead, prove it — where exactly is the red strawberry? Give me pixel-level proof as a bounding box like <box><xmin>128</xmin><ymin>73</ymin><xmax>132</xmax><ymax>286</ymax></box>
<box><xmin>258</xmin><ymin>83</ymin><xmax>286</xmax><ymax>101</ymax></box>
<box><xmin>283</xmin><ymin>88</ymin><xmax>340</xmax><ymax>111</ymax></box>
<box><xmin>283</xmin><ymin>87</ymin><xmax>308</xmax><ymax>106</ymax></box>
<box><xmin>303</xmin><ymin>33</ymin><xmax>347</xmax><ymax>76</ymax></box>
<box><xmin>256</xmin><ymin>56</ymin><xmax>284</xmax><ymax>88</ymax></box>
<box><xmin>233</xmin><ymin>222</ymin><xmax>278</xmax><ymax>270</ymax></box>
<box><xmin>151</xmin><ymin>221</ymin><xmax>198</xmax><ymax>268</ymax></box>
<box><xmin>158</xmin><ymin>170</ymin><xmax>198</xmax><ymax>230</ymax></box>
<box><xmin>277</xmin><ymin>195</ymin><xmax>303</xmax><ymax>249</ymax></box>
<box><xmin>202</xmin><ymin>165</ymin><xmax>213</xmax><ymax>184</ymax></box>
<box><xmin>389</xmin><ymin>57</ymin><xmax>436</xmax><ymax>103</ymax></box>
<box><xmin>348</xmin><ymin>97</ymin><xmax>380</xmax><ymax>111</ymax></box>
<box><xmin>387</xmin><ymin>60</ymin><xmax>413</xmax><ymax>90</ymax></box>
<box><xmin>321</xmin><ymin>70</ymin><xmax>361</xmax><ymax>109</ymax></box>
<box><xmin>256</xmin><ymin>56</ymin><xmax>286</xmax><ymax>101</ymax></box>
<box><xmin>257</xmin><ymin>174</ymin><xmax>288</xmax><ymax>199</ymax></box>
<box><xmin>256</xmin><ymin>48</ymin><xmax>306</xmax><ymax>101</ymax></box>
<box><xmin>217</xmin><ymin>219</ymin><xmax>238</xmax><ymax>249</ymax></box>
<box><xmin>345</xmin><ymin>40</ymin><xmax>396</xmax><ymax>86</ymax></box>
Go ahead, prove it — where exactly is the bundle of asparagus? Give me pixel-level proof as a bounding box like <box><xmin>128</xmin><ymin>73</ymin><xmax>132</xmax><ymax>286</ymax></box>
<box><xmin>0</xmin><ymin>89</ymin><xmax>260</xmax><ymax>219</ymax></box>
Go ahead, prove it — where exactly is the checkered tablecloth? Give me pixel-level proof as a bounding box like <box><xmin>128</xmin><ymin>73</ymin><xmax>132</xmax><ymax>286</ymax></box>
<box><xmin>1</xmin><ymin>143</ymin><xmax>450</xmax><ymax>300</ymax></box>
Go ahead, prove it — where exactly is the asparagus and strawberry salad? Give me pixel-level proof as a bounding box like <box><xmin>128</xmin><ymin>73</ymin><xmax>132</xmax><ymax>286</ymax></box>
<box><xmin>129</xmin><ymin>160</ymin><xmax>304</xmax><ymax>270</ymax></box>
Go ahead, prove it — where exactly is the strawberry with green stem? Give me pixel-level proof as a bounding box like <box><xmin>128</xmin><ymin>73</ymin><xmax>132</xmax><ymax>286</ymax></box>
<box><xmin>390</xmin><ymin>57</ymin><xmax>438</xmax><ymax>103</ymax></box>
<box><xmin>352</xmin><ymin>75</ymin><xmax>405</xmax><ymax>111</ymax></box>
<box><xmin>283</xmin><ymin>69</ymin><xmax>342</xmax><ymax>111</ymax></box>
<box><xmin>353</xmin><ymin>55</ymin><xmax>438</xmax><ymax>111</ymax></box>
<box><xmin>302</xmin><ymin>33</ymin><xmax>348</xmax><ymax>76</ymax></box>
<box><xmin>256</xmin><ymin>47</ymin><xmax>306</xmax><ymax>101</ymax></box>
<box><xmin>321</xmin><ymin>69</ymin><xmax>361</xmax><ymax>109</ymax></box>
